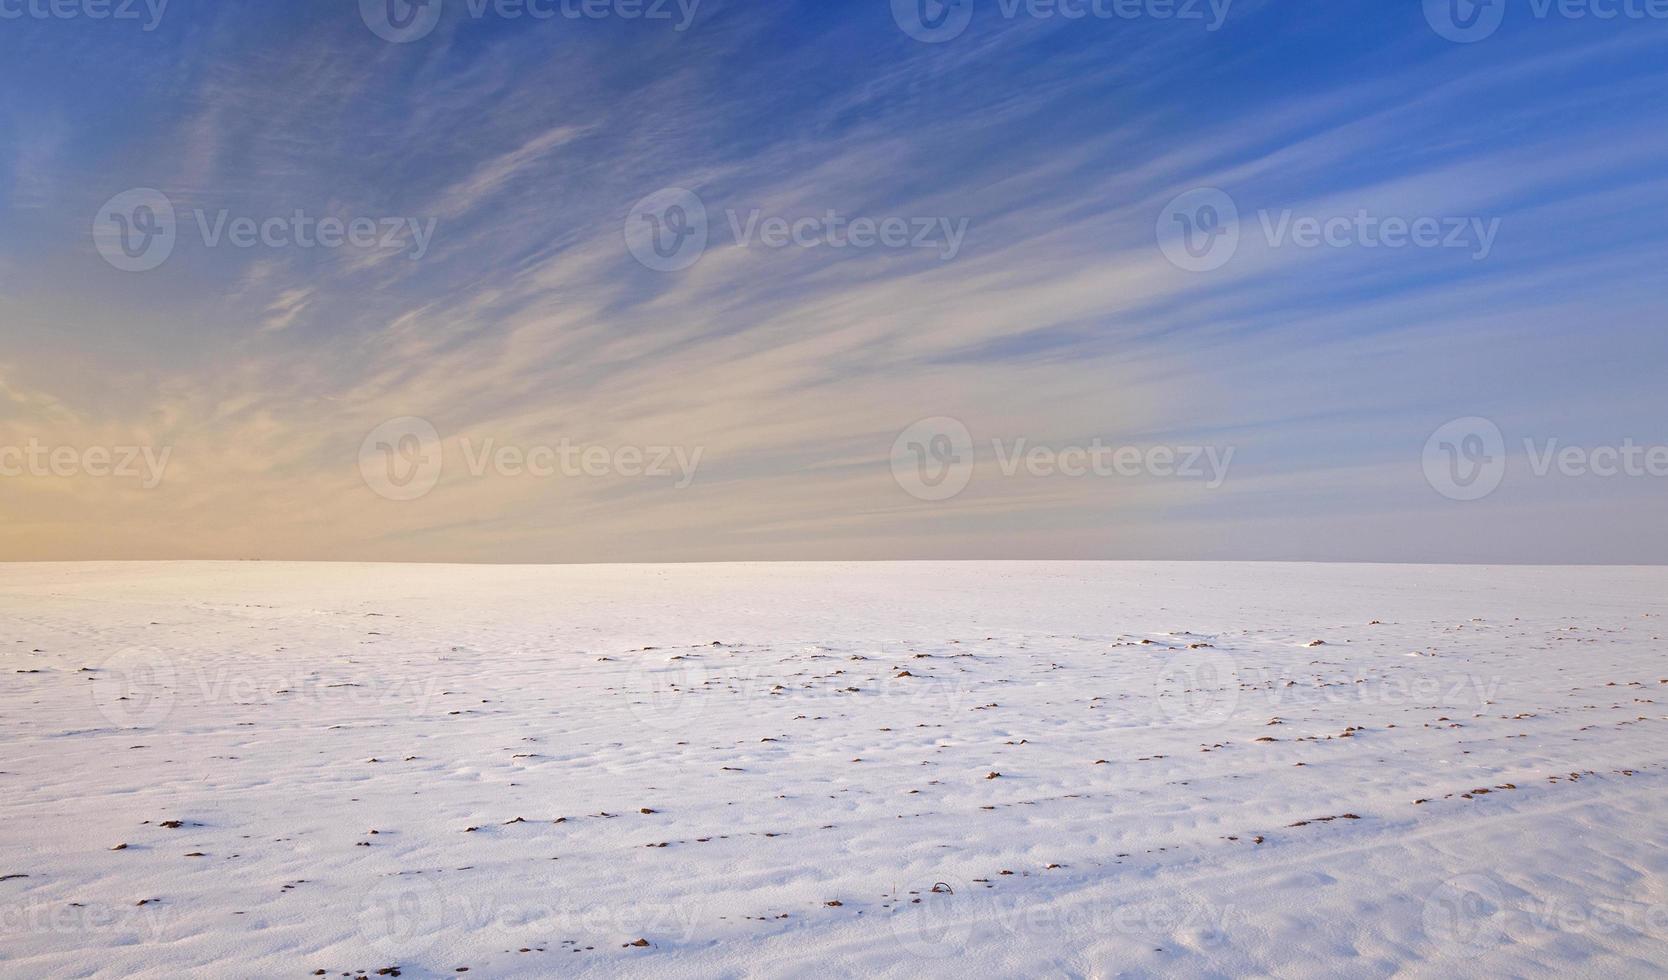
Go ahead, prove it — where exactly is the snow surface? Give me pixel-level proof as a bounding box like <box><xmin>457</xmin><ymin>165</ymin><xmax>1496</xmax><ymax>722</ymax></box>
<box><xmin>2</xmin><ymin>561</ymin><xmax>1665</xmax><ymax>979</ymax></box>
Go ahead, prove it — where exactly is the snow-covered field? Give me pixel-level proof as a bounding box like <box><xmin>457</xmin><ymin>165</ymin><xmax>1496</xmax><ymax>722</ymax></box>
<box><xmin>2</xmin><ymin>561</ymin><xmax>1665</xmax><ymax>979</ymax></box>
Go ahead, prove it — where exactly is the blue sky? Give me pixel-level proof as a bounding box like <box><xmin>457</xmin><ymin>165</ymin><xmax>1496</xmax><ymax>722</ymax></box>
<box><xmin>1</xmin><ymin>0</ymin><xmax>1665</xmax><ymax>562</ymax></box>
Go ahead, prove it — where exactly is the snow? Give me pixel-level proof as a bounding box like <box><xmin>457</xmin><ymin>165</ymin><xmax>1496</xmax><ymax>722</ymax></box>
<box><xmin>2</xmin><ymin>561</ymin><xmax>1665</xmax><ymax>978</ymax></box>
